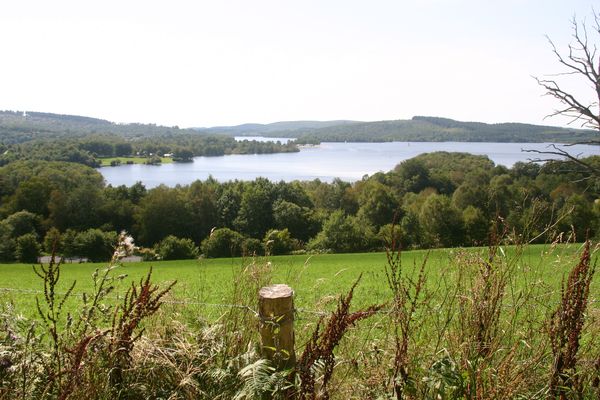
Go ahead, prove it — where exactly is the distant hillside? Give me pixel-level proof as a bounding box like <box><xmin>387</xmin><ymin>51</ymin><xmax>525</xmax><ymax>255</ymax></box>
<box><xmin>193</xmin><ymin>120</ymin><xmax>360</xmax><ymax>136</ymax></box>
<box><xmin>296</xmin><ymin>116</ymin><xmax>595</xmax><ymax>143</ymax></box>
<box><xmin>196</xmin><ymin>116</ymin><xmax>597</xmax><ymax>144</ymax></box>
<box><xmin>0</xmin><ymin>110</ymin><xmax>198</xmax><ymax>145</ymax></box>
<box><xmin>1</xmin><ymin>110</ymin><xmax>596</xmax><ymax>145</ymax></box>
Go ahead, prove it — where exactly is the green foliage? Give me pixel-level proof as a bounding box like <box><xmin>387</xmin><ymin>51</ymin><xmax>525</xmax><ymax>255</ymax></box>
<box><xmin>272</xmin><ymin>199</ymin><xmax>319</xmax><ymax>242</ymax></box>
<box><xmin>135</xmin><ymin>186</ymin><xmax>194</xmax><ymax>245</ymax></box>
<box><xmin>0</xmin><ymin>111</ymin><xmax>299</xmax><ymax>168</ymax></box>
<box><xmin>3</xmin><ymin>210</ymin><xmax>39</xmax><ymax>237</ymax></box>
<box><xmin>155</xmin><ymin>235</ymin><xmax>199</xmax><ymax>260</ymax></box>
<box><xmin>43</xmin><ymin>227</ymin><xmax>63</xmax><ymax>254</ymax></box>
<box><xmin>419</xmin><ymin>194</ymin><xmax>465</xmax><ymax>247</ymax></box>
<box><xmin>73</xmin><ymin>229</ymin><xmax>117</xmax><ymax>262</ymax></box>
<box><xmin>356</xmin><ymin>180</ymin><xmax>399</xmax><ymax>228</ymax></box>
<box><xmin>462</xmin><ymin>206</ymin><xmax>489</xmax><ymax>245</ymax></box>
<box><xmin>234</xmin><ymin>178</ymin><xmax>276</xmax><ymax>238</ymax></box>
<box><xmin>0</xmin><ymin>221</ymin><xmax>16</xmax><ymax>261</ymax></box>
<box><xmin>263</xmin><ymin>229</ymin><xmax>294</xmax><ymax>255</ymax></box>
<box><xmin>308</xmin><ymin>210</ymin><xmax>374</xmax><ymax>253</ymax></box>
<box><xmin>0</xmin><ymin>150</ymin><xmax>598</xmax><ymax>257</ymax></box>
<box><xmin>242</xmin><ymin>237</ymin><xmax>263</xmax><ymax>256</ymax></box>
<box><xmin>15</xmin><ymin>233</ymin><xmax>41</xmax><ymax>263</ymax></box>
<box><xmin>201</xmin><ymin>228</ymin><xmax>245</xmax><ymax>258</ymax></box>
<box><xmin>291</xmin><ymin>115</ymin><xmax>596</xmax><ymax>144</ymax></box>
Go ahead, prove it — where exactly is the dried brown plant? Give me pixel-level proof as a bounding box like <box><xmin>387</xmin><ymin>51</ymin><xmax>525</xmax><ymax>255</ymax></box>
<box><xmin>296</xmin><ymin>275</ymin><xmax>383</xmax><ymax>400</ymax></box>
<box><xmin>548</xmin><ymin>240</ymin><xmax>595</xmax><ymax>399</ymax></box>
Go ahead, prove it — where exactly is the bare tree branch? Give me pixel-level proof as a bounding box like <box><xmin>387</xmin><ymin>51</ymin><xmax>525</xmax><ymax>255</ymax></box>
<box><xmin>535</xmin><ymin>11</ymin><xmax>600</xmax><ymax>132</ymax></box>
<box><xmin>532</xmin><ymin>10</ymin><xmax>600</xmax><ymax>179</ymax></box>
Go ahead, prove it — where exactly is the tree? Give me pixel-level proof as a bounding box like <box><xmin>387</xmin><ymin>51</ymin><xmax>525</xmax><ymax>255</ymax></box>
<box><xmin>200</xmin><ymin>228</ymin><xmax>245</xmax><ymax>258</ymax></box>
<box><xmin>15</xmin><ymin>233</ymin><xmax>41</xmax><ymax>263</ymax></box>
<box><xmin>307</xmin><ymin>210</ymin><xmax>374</xmax><ymax>253</ymax></box>
<box><xmin>155</xmin><ymin>235</ymin><xmax>199</xmax><ymax>260</ymax></box>
<box><xmin>356</xmin><ymin>181</ymin><xmax>400</xmax><ymax>228</ymax></box>
<box><xmin>135</xmin><ymin>185</ymin><xmax>193</xmax><ymax>245</ymax></box>
<box><xmin>0</xmin><ymin>221</ymin><xmax>16</xmax><ymax>261</ymax></box>
<box><xmin>263</xmin><ymin>228</ymin><xmax>294</xmax><ymax>255</ymax></box>
<box><xmin>392</xmin><ymin>158</ymin><xmax>432</xmax><ymax>193</ymax></box>
<box><xmin>114</xmin><ymin>142</ymin><xmax>133</xmax><ymax>157</ymax></box>
<box><xmin>419</xmin><ymin>194</ymin><xmax>465</xmax><ymax>248</ymax></box>
<box><xmin>234</xmin><ymin>178</ymin><xmax>276</xmax><ymax>238</ymax></box>
<box><xmin>3</xmin><ymin>211</ymin><xmax>39</xmax><ymax>237</ymax></box>
<box><xmin>74</xmin><ymin>229</ymin><xmax>116</xmax><ymax>262</ymax></box>
<box><xmin>272</xmin><ymin>199</ymin><xmax>319</xmax><ymax>242</ymax></box>
<box><xmin>532</xmin><ymin>11</ymin><xmax>600</xmax><ymax>175</ymax></box>
<box><xmin>43</xmin><ymin>227</ymin><xmax>63</xmax><ymax>254</ymax></box>
<box><xmin>185</xmin><ymin>180</ymin><xmax>219</xmax><ymax>243</ymax></box>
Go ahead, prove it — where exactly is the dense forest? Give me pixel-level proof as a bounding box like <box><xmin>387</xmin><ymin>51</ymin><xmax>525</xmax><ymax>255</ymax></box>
<box><xmin>0</xmin><ymin>152</ymin><xmax>598</xmax><ymax>262</ymax></box>
<box><xmin>195</xmin><ymin>116</ymin><xmax>597</xmax><ymax>144</ymax></box>
<box><xmin>0</xmin><ymin>111</ymin><xmax>298</xmax><ymax>167</ymax></box>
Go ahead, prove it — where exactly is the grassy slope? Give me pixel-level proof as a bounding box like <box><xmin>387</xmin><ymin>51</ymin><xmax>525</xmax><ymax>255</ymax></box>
<box><xmin>99</xmin><ymin>156</ymin><xmax>173</xmax><ymax>166</ymax></box>
<box><xmin>1</xmin><ymin>243</ymin><xmax>597</xmax><ymax>321</ymax></box>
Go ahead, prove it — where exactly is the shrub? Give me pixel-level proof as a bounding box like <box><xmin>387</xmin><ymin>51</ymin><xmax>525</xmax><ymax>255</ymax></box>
<box><xmin>15</xmin><ymin>233</ymin><xmax>41</xmax><ymax>263</ymax></box>
<box><xmin>4</xmin><ymin>210</ymin><xmax>39</xmax><ymax>237</ymax></box>
<box><xmin>307</xmin><ymin>210</ymin><xmax>375</xmax><ymax>253</ymax></box>
<box><xmin>43</xmin><ymin>227</ymin><xmax>63</xmax><ymax>253</ymax></box>
<box><xmin>75</xmin><ymin>229</ymin><xmax>117</xmax><ymax>262</ymax></box>
<box><xmin>263</xmin><ymin>228</ymin><xmax>294</xmax><ymax>255</ymax></box>
<box><xmin>242</xmin><ymin>237</ymin><xmax>263</xmax><ymax>256</ymax></box>
<box><xmin>155</xmin><ymin>235</ymin><xmax>199</xmax><ymax>260</ymax></box>
<box><xmin>201</xmin><ymin>228</ymin><xmax>245</xmax><ymax>258</ymax></box>
<box><xmin>135</xmin><ymin>247</ymin><xmax>159</xmax><ymax>261</ymax></box>
<box><xmin>0</xmin><ymin>221</ymin><xmax>16</xmax><ymax>262</ymax></box>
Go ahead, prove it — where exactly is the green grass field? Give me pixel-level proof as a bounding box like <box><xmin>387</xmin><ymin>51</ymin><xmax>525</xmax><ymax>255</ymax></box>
<box><xmin>1</xmin><ymin>243</ymin><xmax>597</xmax><ymax>322</ymax></box>
<box><xmin>99</xmin><ymin>156</ymin><xmax>173</xmax><ymax>166</ymax></box>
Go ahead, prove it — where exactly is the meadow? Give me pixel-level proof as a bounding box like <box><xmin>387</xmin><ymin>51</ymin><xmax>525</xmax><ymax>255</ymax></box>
<box><xmin>1</xmin><ymin>243</ymin><xmax>597</xmax><ymax>320</ymax></box>
<box><xmin>99</xmin><ymin>156</ymin><xmax>173</xmax><ymax>166</ymax></box>
<box><xmin>2</xmin><ymin>242</ymin><xmax>599</xmax><ymax>399</ymax></box>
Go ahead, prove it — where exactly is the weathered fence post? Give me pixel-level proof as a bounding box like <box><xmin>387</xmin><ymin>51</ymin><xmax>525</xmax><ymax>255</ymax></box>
<box><xmin>258</xmin><ymin>284</ymin><xmax>296</xmax><ymax>369</ymax></box>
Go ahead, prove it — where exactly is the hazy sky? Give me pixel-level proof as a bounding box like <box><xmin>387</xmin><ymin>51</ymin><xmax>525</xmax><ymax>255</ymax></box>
<box><xmin>1</xmin><ymin>0</ymin><xmax>597</xmax><ymax>128</ymax></box>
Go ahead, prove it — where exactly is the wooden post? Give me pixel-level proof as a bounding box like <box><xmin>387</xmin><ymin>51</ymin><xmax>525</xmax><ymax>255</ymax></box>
<box><xmin>258</xmin><ymin>284</ymin><xmax>296</xmax><ymax>369</ymax></box>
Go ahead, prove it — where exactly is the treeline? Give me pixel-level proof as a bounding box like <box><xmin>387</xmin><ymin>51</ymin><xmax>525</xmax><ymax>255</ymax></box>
<box><xmin>193</xmin><ymin>116</ymin><xmax>597</xmax><ymax>144</ymax></box>
<box><xmin>0</xmin><ymin>110</ymin><xmax>196</xmax><ymax>143</ymax></box>
<box><xmin>0</xmin><ymin>134</ymin><xmax>298</xmax><ymax>168</ymax></box>
<box><xmin>293</xmin><ymin>116</ymin><xmax>596</xmax><ymax>144</ymax></box>
<box><xmin>0</xmin><ymin>152</ymin><xmax>598</xmax><ymax>262</ymax></box>
<box><xmin>0</xmin><ymin>111</ymin><xmax>299</xmax><ymax>168</ymax></box>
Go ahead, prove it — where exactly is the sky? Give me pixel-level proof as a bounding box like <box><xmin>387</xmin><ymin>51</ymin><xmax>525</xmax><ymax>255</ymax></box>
<box><xmin>0</xmin><ymin>0</ymin><xmax>597</xmax><ymax>128</ymax></box>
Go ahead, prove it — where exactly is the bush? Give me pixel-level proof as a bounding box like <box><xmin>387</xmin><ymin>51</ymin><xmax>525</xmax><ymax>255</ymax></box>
<box><xmin>376</xmin><ymin>224</ymin><xmax>403</xmax><ymax>250</ymax></box>
<box><xmin>43</xmin><ymin>227</ymin><xmax>63</xmax><ymax>254</ymax></box>
<box><xmin>0</xmin><ymin>221</ymin><xmax>16</xmax><ymax>262</ymax></box>
<box><xmin>75</xmin><ymin>229</ymin><xmax>117</xmax><ymax>262</ymax></box>
<box><xmin>135</xmin><ymin>247</ymin><xmax>159</xmax><ymax>261</ymax></box>
<box><xmin>263</xmin><ymin>228</ymin><xmax>294</xmax><ymax>255</ymax></box>
<box><xmin>4</xmin><ymin>210</ymin><xmax>40</xmax><ymax>237</ymax></box>
<box><xmin>242</xmin><ymin>237</ymin><xmax>263</xmax><ymax>256</ymax></box>
<box><xmin>155</xmin><ymin>235</ymin><xmax>199</xmax><ymax>260</ymax></box>
<box><xmin>201</xmin><ymin>228</ymin><xmax>245</xmax><ymax>258</ymax></box>
<box><xmin>307</xmin><ymin>211</ymin><xmax>375</xmax><ymax>253</ymax></box>
<box><xmin>15</xmin><ymin>233</ymin><xmax>41</xmax><ymax>263</ymax></box>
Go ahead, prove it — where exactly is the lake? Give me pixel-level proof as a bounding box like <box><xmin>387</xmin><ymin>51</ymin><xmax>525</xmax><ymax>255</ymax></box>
<box><xmin>99</xmin><ymin>141</ymin><xmax>599</xmax><ymax>188</ymax></box>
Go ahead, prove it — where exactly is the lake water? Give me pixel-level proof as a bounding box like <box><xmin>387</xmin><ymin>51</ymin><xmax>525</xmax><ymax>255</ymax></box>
<box><xmin>100</xmin><ymin>141</ymin><xmax>599</xmax><ymax>188</ymax></box>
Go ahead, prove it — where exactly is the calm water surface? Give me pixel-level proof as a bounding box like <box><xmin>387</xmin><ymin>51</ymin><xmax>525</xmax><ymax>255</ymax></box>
<box><xmin>100</xmin><ymin>141</ymin><xmax>599</xmax><ymax>188</ymax></box>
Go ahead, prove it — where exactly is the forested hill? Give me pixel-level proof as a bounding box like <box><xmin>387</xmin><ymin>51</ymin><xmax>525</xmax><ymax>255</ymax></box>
<box><xmin>194</xmin><ymin>120</ymin><xmax>359</xmax><ymax>136</ymax></box>
<box><xmin>0</xmin><ymin>110</ymin><xmax>197</xmax><ymax>144</ymax></box>
<box><xmin>195</xmin><ymin>116</ymin><xmax>597</xmax><ymax>144</ymax></box>
<box><xmin>0</xmin><ymin>111</ymin><xmax>298</xmax><ymax>168</ymax></box>
<box><xmin>2</xmin><ymin>110</ymin><xmax>595</xmax><ymax>146</ymax></box>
